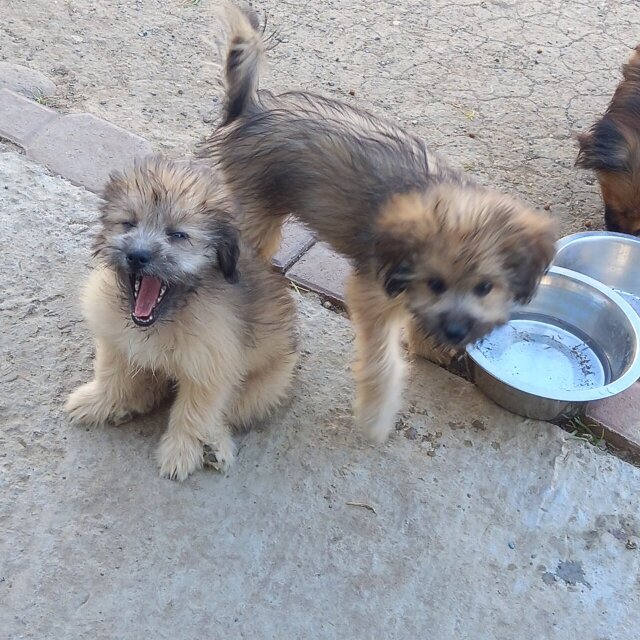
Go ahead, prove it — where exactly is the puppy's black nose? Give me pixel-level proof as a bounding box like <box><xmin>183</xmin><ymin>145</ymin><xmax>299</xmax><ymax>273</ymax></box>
<box><xmin>126</xmin><ymin>249</ymin><xmax>151</xmax><ymax>270</ymax></box>
<box><xmin>442</xmin><ymin>319</ymin><xmax>472</xmax><ymax>344</ymax></box>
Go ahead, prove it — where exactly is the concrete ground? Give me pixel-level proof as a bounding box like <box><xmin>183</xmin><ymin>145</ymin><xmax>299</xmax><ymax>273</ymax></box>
<box><xmin>2</xmin><ymin>148</ymin><xmax>640</xmax><ymax>639</ymax></box>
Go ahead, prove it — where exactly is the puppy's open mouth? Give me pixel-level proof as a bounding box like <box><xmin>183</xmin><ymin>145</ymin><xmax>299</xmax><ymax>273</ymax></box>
<box><xmin>130</xmin><ymin>275</ymin><xmax>169</xmax><ymax>327</ymax></box>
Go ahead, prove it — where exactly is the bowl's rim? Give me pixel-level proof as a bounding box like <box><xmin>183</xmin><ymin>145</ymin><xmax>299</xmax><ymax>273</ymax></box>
<box><xmin>466</xmin><ymin>266</ymin><xmax>640</xmax><ymax>402</ymax></box>
<box><xmin>555</xmin><ymin>230</ymin><xmax>640</xmax><ymax>252</ymax></box>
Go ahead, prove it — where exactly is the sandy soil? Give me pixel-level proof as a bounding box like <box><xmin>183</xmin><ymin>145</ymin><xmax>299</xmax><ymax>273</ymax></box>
<box><xmin>2</xmin><ymin>0</ymin><xmax>640</xmax><ymax>234</ymax></box>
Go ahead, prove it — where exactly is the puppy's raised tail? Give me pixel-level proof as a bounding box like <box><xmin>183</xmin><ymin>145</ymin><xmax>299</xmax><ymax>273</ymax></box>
<box><xmin>219</xmin><ymin>3</ymin><xmax>264</xmax><ymax>126</ymax></box>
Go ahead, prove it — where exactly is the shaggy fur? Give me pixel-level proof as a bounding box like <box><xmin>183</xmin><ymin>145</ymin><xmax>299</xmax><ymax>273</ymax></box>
<box><xmin>65</xmin><ymin>156</ymin><xmax>298</xmax><ymax>480</ymax></box>
<box><xmin>199</xmin><ymin>5</ymin><xmax>555</xmax><ymax>442</ymax></box>
<box><xmin>577</xmin><ymin>46</ymin><xmax>640</xmax><ymax>235</ymax></box>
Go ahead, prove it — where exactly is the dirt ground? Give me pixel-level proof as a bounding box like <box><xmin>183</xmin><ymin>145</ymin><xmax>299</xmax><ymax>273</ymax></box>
<box><xmin>2</xmin><ymin>0</ymin><xmax>639</xmax><ymax>235</ymax></box>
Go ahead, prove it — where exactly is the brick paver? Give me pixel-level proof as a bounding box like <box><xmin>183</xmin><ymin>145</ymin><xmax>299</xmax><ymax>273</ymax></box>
<box><xmin>286</xmin><ymin>242</ymin><xmax>351</xmax><ymax>307</ymax></box>
<box><xmin>272</xmin><ymin>219</ymin><xmax>316</xmax><ymax>272</ymax></box>
<box><xmin>0</xmin><ymin>88</ymin><xmax>57</xmax><ymax>147</ymax></box>
<box><xmin>0</xmin><ymin>62</ymin><xmax>56</xmax><ymax>98</ymax></box>
<box><xmin>588</xmin><ymin>382</ymin><xmax>640</xmax><ymax>462</ymax></box>
<box><xmin>26</xmin><ymin>113</ymin><xmax>152</xmax><ymax>193</ymax></box>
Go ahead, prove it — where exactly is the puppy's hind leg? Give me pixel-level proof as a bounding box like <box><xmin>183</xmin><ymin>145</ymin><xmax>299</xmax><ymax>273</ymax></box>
<box><xmin>157</xmin><ymin>378</ymin><xmax>235</xmax><ymax>481</ymax></box>
<box><xmin>346</xmin><ymin>273</ymin><xmax>407</xmax><ymax>443</ymax></box>
<box><xmin>65</xmin><ymin>339</ymin><xmax>166</xmax><ymax>427</ymax></box>
<box><xmin>240</xmin><ymin>208</ymin><xmax>288</xmax><ymax>262</ymax></box>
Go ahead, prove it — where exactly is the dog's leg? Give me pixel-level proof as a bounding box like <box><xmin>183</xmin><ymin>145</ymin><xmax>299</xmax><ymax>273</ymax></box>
<box><xmin>157</xmin><ymin>379</ymin><xmax>235</xmax><ymax>481</ymax></box>
<box><xmin>240</xmin><ymin>209</ymin><xmax>287</xmax><ymax>261</ymax></box>
<box><xmin>65</xmin><ymin>339</ymin><xmax>165</xmax><ymax>426</ymax></box>
<box><xmin>405</xmin><ymin>320</ymin><xmax>459</xmax><ymax>367</ymax></box>
<box><xmin>226</xmin><ymin>351</ymin><xmax>298</xmax><ymax>428</ymax></box>
<box><xmin>346</xmin><ymin>273</ymin><xmax>407</xmax><ymax>443</ymax></box>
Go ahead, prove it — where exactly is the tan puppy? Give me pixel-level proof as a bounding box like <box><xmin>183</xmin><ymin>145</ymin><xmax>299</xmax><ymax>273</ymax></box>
<box><xmin>577</xmin><ymin>45</ymin><xmax>640</xmax><ymax>235</ymax></box>
<box><xmin>65</xmin><ymin>157</ymin><xmax>298</xmax><ymax>480</ymax></box>
<box><xmin>199</xmin><ymin>5</ymin><xmax>555</xmax><ymax>443</ymax></box>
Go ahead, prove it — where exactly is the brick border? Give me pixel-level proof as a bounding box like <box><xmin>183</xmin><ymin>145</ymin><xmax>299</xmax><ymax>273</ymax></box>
<box><xmin>1</xmin><ymin>77</ymin><xmax>638</xmax><ymax>461</ymax></box>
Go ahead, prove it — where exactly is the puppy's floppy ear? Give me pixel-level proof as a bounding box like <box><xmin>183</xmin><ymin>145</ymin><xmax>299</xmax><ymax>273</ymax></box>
<box><xmin>101</xmin><ymin>168</ymin><xmax>128</xmax><ymax>207</ymax></box>
<box><xmin>374</xmin><ymin>192</ymin><xmax>436</xmax><ymax>297</ymax></box>
<box><xmin>94</xmin><ymin>169</ymin><xmax>129</xmax><ymax>257</ymax></box>
<box><xmin>215</xmin><ymin>223</ymin><xmax>240</xmax><ymax>283</ymax></box>
<box><xmin>382</xmin><ymin>261</ymin><xmax>413</xmax><ymax>297</ymax></box>
<box><xmin>374</xmin><ymin>232</ymin><xmax>416</xmax><ymax>298</ymax></box>
<box><xmin>501</xmin><ymin>212</ymin><xmax>556</xmax><ymax>304</ymax></box>
<box><xmin>576</xmin><ymin>118</ymin><xmax>630</xmax><ymax>173</ymax></box>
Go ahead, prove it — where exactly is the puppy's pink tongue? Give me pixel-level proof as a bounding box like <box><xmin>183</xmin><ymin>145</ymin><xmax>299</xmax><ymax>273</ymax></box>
<box><xmin>134</xmin><ymin>276</ymin><xmax>162</xmax><ymax>318</ymax></box>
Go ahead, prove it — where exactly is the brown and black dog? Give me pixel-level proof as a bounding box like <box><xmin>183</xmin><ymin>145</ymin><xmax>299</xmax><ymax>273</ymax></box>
<box><xmin>577</xmin><ymin>46</ymin><xmax>640</xmax><ymax>235</ymax></box>
<box><xmin>200</xmin><ymin>4</ymin><xmax>555</xmax><ymax>443</ymax></box>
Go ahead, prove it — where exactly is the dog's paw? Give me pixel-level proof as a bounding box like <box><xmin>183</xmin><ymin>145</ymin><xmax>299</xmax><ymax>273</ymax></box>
<box><xmin>203</xmin><ymin>438</ymin><xmax>235</xmax><ymax>473</ymax></box>
<box><xmin>365</xmin><ymin>418</ymin><xmax>394</xmax><ymax>444</ymax></box>
<box><xmin>354</xmin><ymin>405</ymin><xmax>394</xmax><ymax>444</ymax></box>
<box><xmin>157</xmin><ymin>431</ymin><xmax>204</xmax><ymax>481</ymax></box>
<box><xmin>65</xmin><ymin>382</ymin><xmax>134</xmax><ymax>427</ymax></box>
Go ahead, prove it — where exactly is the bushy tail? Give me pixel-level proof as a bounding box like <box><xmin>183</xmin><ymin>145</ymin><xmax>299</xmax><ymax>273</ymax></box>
<box><xmin>219</xmin><ymin>2</ymin><xmax>264</xmax><ymax>126</ymax></box>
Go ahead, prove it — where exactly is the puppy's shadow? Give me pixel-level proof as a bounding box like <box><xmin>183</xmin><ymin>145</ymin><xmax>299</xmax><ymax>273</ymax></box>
<box><xmin>127</xmin><ymin>391</ymin><xmax>175</xmax><ymax>440</ymax></box>
<box><xmin>111</xmin><ymin>385</ymin><xmax>284</xmax><ymax>465</ymax></box>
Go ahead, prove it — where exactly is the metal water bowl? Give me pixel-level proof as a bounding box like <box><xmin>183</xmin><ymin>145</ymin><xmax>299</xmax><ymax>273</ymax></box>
<box><xmin>466</xmin><ymin>266</ymin><xmax>640</xmax><ymax>421</ymax></box>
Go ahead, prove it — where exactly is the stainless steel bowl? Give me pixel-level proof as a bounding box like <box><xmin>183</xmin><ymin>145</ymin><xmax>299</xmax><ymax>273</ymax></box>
<box><xmin>554</xmin><ymin>231</ymin><xmax>640</xmax><ymax>315</ymax></box>
<box><xmin>466</xmin><ymin>267</ymin><xmax>640</xmax><ymax>421</ymax></box>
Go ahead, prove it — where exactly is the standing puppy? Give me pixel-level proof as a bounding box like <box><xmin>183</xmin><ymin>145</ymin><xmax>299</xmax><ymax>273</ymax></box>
<box><xmin>200</xmin><ymin>5</ymin><xmax>555</xmax><ymax>442</ymax></box>
<box><xmin>65</xmin><ymin>157</ymin><xmax>297</xmax><ymax>480</ymax></box>
<box><xmin>577</xmin><ymin>45</ymin><xmax>640</xmax><ymax>235</ymax></box>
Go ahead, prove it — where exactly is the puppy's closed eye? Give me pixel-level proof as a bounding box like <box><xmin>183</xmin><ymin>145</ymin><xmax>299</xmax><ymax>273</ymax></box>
<box><xmin>167</xmin><ymin>230</ymin><xmax>189</xmax><ymax>241</ymax></box>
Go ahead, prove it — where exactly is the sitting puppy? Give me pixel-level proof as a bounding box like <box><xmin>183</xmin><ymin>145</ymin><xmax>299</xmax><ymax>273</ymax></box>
<box><xmin>577</xmin><ymin>45</ymin><xmax>640</xmax><ymax>235</ymax></box>
<box><xmin>199</xmin><ymin>5</ymin><xmax>555</xmax><ymax>443</ymax></box>
<box><xmin>65</xmin><ymin>157</ymin><xmax>298</xmax><ymax>480</ymax></box>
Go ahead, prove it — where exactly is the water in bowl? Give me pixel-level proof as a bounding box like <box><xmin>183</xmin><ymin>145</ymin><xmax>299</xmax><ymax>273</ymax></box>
<box><xmin>473</xmin><ymin>313</ymin><xmax>612</xmax><ymax>394</ymax></box>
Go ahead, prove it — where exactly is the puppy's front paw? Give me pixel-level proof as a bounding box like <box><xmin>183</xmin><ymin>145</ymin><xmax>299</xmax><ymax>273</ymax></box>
<box><xmin>157</xmin><ymin>431</ymin><xmax>204</xmax><ymax>481</ymax></box>
<box><xmin>354</xmin><ymin>409</ymin><xmax>390</xmax><ymax>444</ymax></box>
<box><xmin>354</xmin><ymin>399</ymin><xmax>397</xmax><ymax>444</ymax></box>
<box><xmin>65</xmin><ymin>382</ymin><xmax>134</xmax><ymax>427</ymax></box>
<box><xmin>203</xmin><ymin>438</ymin><xmax>235</xmax><ymax>473</ymax></box>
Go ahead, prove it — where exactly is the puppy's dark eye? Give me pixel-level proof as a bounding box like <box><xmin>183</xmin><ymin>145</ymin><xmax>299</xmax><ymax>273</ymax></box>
<box><xmin>474</xmin><ymin>281</ymin><xmax>493</xmax><ymax>297</ymax></box>
<box><xmin>121</xmin><ymin>221</ymin><xmax>136</xmax><ymax>230</ymax></box>
<box><xmin>168</xmin><ymin>231</ymin><xmax>189</xmax><ymax>241</ymax></box>
<box><xmin>427</xmin><ymin>277</ymin><xmax>447</xmax><ymax>295</ymax></box>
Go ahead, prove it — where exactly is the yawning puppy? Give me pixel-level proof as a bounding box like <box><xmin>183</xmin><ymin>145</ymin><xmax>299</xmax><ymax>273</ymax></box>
<box><xmin>65</xmin><ymin>156</ymin><xmax>298</xmax><ymax>480</ymax></box>
<box><xmin>199</xmin><ymin>4</ymin><xmax>555</xmax><ymax>443</ymax></box>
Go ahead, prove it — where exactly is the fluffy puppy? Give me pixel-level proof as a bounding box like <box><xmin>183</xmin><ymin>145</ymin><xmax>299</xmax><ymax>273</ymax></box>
<box><xmin>65</xmin><ymin>156</ymin><xmax>298</xmax><ymax>480</ymax></box>
<box><xmin>199</xmin><ymin>5</ymin><xmax>555</xmax><ymax>442</ymax></box>
<box><xmin>577</xmin><ymin>46</ymin><xmax>640</xmax><ymax>235</ymax></box>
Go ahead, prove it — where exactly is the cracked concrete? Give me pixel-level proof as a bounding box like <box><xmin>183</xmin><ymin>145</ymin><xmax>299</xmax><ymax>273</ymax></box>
<box><xmin>2</xmin><ymin>0</ymin><xmax>640</xmax><ymax>234</ymax></box>
<box><xmin>2</xmin><ymin>148</ymin><xmax>640</xmax><ymax>638</ymax></box>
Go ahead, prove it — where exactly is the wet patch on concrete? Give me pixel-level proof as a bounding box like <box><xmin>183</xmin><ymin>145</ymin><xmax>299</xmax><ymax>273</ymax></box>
<box><xmin>543</xmin><ymin>560</ymin><xmax>592</xmax><ymax>590</ymax></box>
